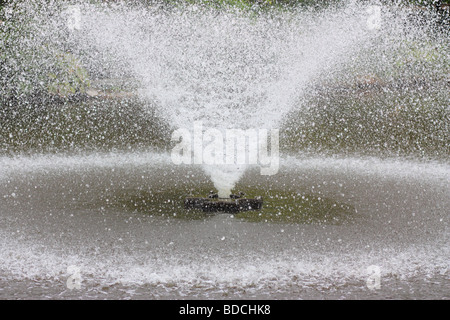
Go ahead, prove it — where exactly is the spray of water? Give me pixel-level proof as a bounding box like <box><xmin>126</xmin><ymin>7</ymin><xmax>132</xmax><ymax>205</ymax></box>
<box><xmin>1</xmin><ymin>1</ymin><xmax>447</xmax><ymax>195</ymax></box>
<box><xmin>74</xmin><ymin>2</ymin><xmax>372</xmax><ymax>196</ymax></box>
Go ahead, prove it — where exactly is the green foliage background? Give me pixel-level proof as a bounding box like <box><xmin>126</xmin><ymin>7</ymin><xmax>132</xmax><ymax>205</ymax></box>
<box><xmin>0</xmin><ymin>0</ymin><xmax>448</xmax><ymax>156</ymax></box>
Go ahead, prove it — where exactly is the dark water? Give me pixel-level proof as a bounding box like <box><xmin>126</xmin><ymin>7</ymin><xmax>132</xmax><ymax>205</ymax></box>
<box><xmin>0</xmin><ymin>152</ymin><xmax>448</xmax><ymax>299</ymax></box>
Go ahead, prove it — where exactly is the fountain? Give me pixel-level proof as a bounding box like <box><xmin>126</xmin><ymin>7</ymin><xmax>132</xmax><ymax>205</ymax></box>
<box><xmin>0</xmin><ymin>0</ymin><xmax>448</xmax><ymax>299</ymax></box>
<box><xmin>51</xmin><ymin>1</ymin><xmax>382</xmax><ymax>202</ymax></box>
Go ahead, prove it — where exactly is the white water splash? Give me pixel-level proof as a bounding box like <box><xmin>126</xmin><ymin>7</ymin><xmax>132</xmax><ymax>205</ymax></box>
<box><xmin>71</xmin><ymin>3</ymin><xmax>379</xmax><ymax>194</ymax></box>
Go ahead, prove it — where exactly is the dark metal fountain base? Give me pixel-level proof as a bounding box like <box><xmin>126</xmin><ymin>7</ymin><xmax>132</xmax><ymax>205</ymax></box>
<box><xmin>184</xmin><ymin>197</ymin><xmax>263</xmax><ymax>213</ymax></box>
